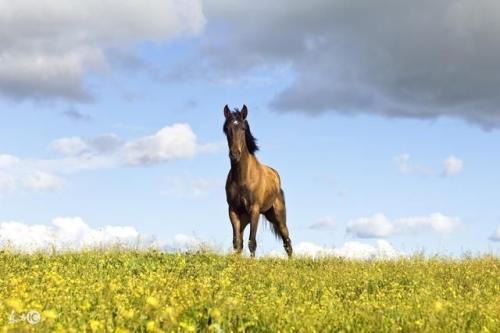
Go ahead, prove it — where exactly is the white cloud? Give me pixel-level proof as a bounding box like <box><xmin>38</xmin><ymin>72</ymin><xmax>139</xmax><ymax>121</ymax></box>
<box><xmin>347</xmin><ymin>213</ymin><xmax>395</xmax><ymax>238</ymax></box>
<box><xmin>398</xmin><ymin>213</ymin><xmax>460</xmax><ymax>234</ymax></box>
<box><xmin>0</xmin><ymin>173</ymin><xmax>16</xmax><ymax>192</ymax></box>
<box><xmin>22</xmin><ymin>171</ymin><xmax>64</xmax><ymax>191</ymax></box>
<box><xmin>0</xmin><ymin>217</ymin><xmax>156</xmax><ymax>252</ymax></box>
<box><xmin>161</xmin><ymin>234</ymin><xmax>212</xmax><ymax>252</ymax></box>
<box><xmin>287</xmin><ymin>240</ymin><xmax>403</xmax><ymax>259</ymax></box>
<box><xmin>489</xmin><ymin>227</ymin><xmax>500</xmax><ymax>242</ymax></box>
<box><xmin>442</xmin><ymin>155</ymin><xmax>463</xmax><ymax>177</ymax></box>
<box><xmin>347</xmin><ymin>213</ymin><xmax>461</xmax><ymax>238</ymax></box>
<box><xmin>0</xmin><ymin>155</ymin><xmax>64</xmax><ymax>193</ymax></box>
<box><xmin>394</xmin><ymin>153</ymin><xmax>434</xmax><ymax>176</ymax></box>
<box><xmin>309</xmin><ymin>216</ymin><xmax>335</xmax><ymax>230</ymax></box>
<box><xmin>124</xmin><ymin>123</ymin><xmax>198</xmax><ymax>165</ymax></box>
<box><xmin>0</xmin><ymin>154</ymin><xmax>20</xmax><ymax>168</ymax></box>
<box><xmin>0</xmin><ymin>0</ymin><xmax>205</xmax><ymax>102</ymax></box>
<box><xmin>51</xmin><ymin>137</ymin><xmax>90</xmax><ymax>156</ymax></box>
<box><xmin>394</xmin><ymin>153</ymin><xmax>464</xmax><ymax>178</ymax></box>
<box><xmin>0</xmin><ymin>123</ymin><xmax>219</xmax><ymax>194</ymax></box>
<box><xmin>0</xmin><ymin>217</ymin><xmax>218</xmax><ymax>253</ymax></box>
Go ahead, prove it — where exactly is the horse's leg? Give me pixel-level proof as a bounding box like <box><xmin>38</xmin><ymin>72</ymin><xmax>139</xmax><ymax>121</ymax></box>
<box><xmin>248</xmin><ymin>206</ymin><xmax>260</xmax><ymax>257</ymax></box>
<box><xmin>265</xmin><ymin>191</ymin><xmax>293</xmax><ymax>257</ymax></box>
<box><xmin>228</xmin><ymin>208</ymin><xmax>243</xmax><ymax>253</ymax></box>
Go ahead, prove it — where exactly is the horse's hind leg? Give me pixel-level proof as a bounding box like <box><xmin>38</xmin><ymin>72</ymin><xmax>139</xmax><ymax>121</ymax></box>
<box><xmin>264</xmin><ymin>191</ymin><xmax>293</xmax><ymax>257</ymax></box>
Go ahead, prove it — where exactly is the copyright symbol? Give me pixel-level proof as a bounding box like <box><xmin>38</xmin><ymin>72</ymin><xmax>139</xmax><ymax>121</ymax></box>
<box><xmin>26</xmin><ymin>311</ymin><xmax>41</xmax><ymax>325</ymax></box>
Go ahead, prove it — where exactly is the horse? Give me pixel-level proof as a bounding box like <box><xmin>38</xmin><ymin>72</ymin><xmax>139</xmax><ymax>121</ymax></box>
<box><xmin>223</xmin><ymin>104</ymin><xmax>293</xmax><ymax>257</ymax></box>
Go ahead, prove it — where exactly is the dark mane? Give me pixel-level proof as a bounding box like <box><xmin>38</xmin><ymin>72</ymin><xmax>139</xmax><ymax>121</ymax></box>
<box><xmin>223</xmin><ymin>108</ymin><xmax>259</xmax><ymax>155</ymax></box>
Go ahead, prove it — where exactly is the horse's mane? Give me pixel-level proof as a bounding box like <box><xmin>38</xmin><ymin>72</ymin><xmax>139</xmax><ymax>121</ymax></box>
<box><xmin>223</xmin><ymin>108</ymin><xmax>259</xmax><ymax>155</ymax></box>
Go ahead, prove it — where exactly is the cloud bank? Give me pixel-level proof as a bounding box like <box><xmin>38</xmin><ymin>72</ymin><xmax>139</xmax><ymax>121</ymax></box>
<box><xmin>0</xmin><ymin>217</ymin><xmax>215</xmax><ymax>253</ymax></box>
<box><xmin>394</xmin><ymin>154</ymin><xmax>463</xmax><ymax>177</ymax></box>
<box><xmin>309</xmin><ymin>216</ymin><xmax>336</xmax><ymax>230</ymax></box>
<box><xmin>203</xmin><ymin>0</ymin><xmax>500</xmax><ymax>129</ymax></box>
<box><xmin>0</xmin><ymin>123</ymin><xmax>219</xmax><ymax>194</ymax></box>
<box><xmin>1</xmin><ymin>216</ymin><xmax>405</xmax><ymax>259</ymax></box>
<box><xmin>0</xmin><ymin>154</ymin><xmax>64</xmax><ymax>193</ymax></box>
<box><xmin>267</xmin><ymin>240</ymin><xmax>403</xmax><ymax>259</ymax></box>
<box><xmin>0</xmin><ymin>0</ymin><xmax>205</xmax><ymax>102</ymax></box>
<box><xmin>0</xmin><ymin>217</ymin><xmax>155</xmax><ymax>252</ymax></box>
<box><xmin>347</xmin><ymin>213</ymin><xmax>461</xmax><ymax>238</ymax></box>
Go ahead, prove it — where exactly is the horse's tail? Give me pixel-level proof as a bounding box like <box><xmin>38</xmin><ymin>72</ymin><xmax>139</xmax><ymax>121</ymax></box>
<box><xmin>262</xmin><ymin>216</ymin><xmax>282</xmax><ymax>240</ymax></box>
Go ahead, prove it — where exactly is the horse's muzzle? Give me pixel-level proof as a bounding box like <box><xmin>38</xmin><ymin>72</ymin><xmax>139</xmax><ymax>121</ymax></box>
<box><xmin>229</xmin><ymin>152</ymin><xmax>241</xmax><ymax>162</ymax></box>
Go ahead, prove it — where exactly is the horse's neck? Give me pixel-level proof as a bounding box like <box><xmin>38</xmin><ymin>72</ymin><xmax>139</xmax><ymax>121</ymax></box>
<box><xmin>231</xmin><ymin>151</ymin><xmax>258</xmax><ymax>184</ymax></box>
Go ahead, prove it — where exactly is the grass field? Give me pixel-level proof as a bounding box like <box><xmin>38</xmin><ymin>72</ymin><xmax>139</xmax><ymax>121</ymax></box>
<box><xmin>1</xmin><ymin>250</ymin><xmax>498</xmax><ymax>332</ymax></box>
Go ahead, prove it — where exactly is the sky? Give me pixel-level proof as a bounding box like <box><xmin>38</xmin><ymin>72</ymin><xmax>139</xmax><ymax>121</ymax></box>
<box><xmin>0</xmin><ymin>0</ymin><xmax>499</xmax><ymax>258</ymax></box>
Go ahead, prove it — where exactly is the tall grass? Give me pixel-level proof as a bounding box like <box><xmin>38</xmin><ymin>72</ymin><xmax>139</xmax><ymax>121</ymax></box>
<box><xmin>1</xmin><ymin>249</ymin><xmax>498</xmax><ymax>332</ymax></box>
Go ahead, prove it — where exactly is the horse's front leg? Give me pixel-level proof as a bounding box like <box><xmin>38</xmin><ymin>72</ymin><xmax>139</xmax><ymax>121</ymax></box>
<box><xmin>228</xmin><ymin>208</ymin><xmax>243</xmax><ymax>253</ymax></box>
<box><xmin>248</xmin><ymin>206</ymin><xmax>260</xmax><ymax>257</ymax></box>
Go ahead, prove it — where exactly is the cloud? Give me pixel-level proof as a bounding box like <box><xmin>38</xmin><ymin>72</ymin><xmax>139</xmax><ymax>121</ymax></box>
<box><xmin>394</xmin><ymin>154</ymin><xmax>433</xmax><ymax>176</ymax></box>
<box><xmin>124</xmin><ymin>124</ymin><xmax>198</xmax><ymax>165</ymax></box>
<box><xmin>0</xmin><ymin>217</ymin><xmax>217</xmax><ymax>253</ymax></box>
<box><xmin>163</xmin><ymin>173</ymin><xmax>223</xmax><ymax>198</ymax></box>
<box><xmin>62</xmin><ymin>109</ymin><xmax>91</xmax><ymax>121</ymax></box>
<box><xmin>0</xmin><ymin>217</ymin><xmax>156</xmax><ymax>252</ymax></box>
<box><xmin>1</xmin><ymin>123</ymin><xmax>218</xmax><ymax>194</ymax></box>
<box><xmin>309</xmin><ymin>216</ymin><xmax>335</xmax><ymax>230</ymax></box>
<box><xmin>22</xmin><ymin>171</ymin><xmax>64</xmax><ymax>191</ymax></box>
<box><xmin>286</xmin><ymin>240</ymin><xmax>403</xmax><ymax>259</ymax></box>
<box><xmin>51</xmin><ymin>137</ymin><xmax>90</xmax><ymax>156</ymax></box>
<box><xmin>51</xmin><ymin>134</ymin><xmax>124</xmax><ymax>157</ymax></box>
<box><xmin>0</xmin><ymin>154</ymin><xmax>19</xmax><ymax>168</ymax></box>
<box><xmin>347</xmin><ymin>213</ymin><xmax>395</xmax><ymax>238</ymax></box>
<box><xmin>0</xmin><ymin>154</ymin><xmax>64</xmax><ymax>193</ymax></box>
<box><xmin>394</xmin><ymin>153</ymin><xmax>463</xmax><ymax>177</ymax></box>
<box><xmin>200</xmin><ymin>0</ymin><xmax>500</xmax><ymax>129</ymax></box>
<box><xmin>489</xmin><ymin>227</ymin><xmax>500</xmax><ymax>242</ymax></box>
<box><xmin>347</xmin><ymin>213</ymin><xmax>461</xmax><ymax>238</ymax></box>
<box><xmin>442</xmin><ymin>155</ymin><xmax>464</xmax><ymax>177</ymax></box>
<box><xmin>161</xmin><ymin>234</ymin><xmax>213</xmax><ymax>252</ymax></box>
<box><xmin>0</xmin><ymin>0</ymin><xmax>205</xmax><ymax>102</ymax></box>
<box><xmin>50</xmin><ymin>123</ymin><xmax>211</xmax><ymax>168</ymax></box>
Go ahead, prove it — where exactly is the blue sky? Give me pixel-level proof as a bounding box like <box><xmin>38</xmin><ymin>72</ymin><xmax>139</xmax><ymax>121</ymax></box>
<box><xmin>0</xmin><ymin>1</ymin><xmax>499</xmax><ymax>257</ymax></box>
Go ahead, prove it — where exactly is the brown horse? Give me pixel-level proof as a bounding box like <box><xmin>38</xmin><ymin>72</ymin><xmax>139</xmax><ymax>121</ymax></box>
<box><xmin>223</xmin><ymin>105</ymin><xmax>293</xmax><ymax>257</ymax></box>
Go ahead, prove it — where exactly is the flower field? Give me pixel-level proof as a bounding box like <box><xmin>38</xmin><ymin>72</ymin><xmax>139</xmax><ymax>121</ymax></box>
<box><xmin>1</xmin><ymin>250</ymin><xmax>498</xmax><ymax>332</ymax></box>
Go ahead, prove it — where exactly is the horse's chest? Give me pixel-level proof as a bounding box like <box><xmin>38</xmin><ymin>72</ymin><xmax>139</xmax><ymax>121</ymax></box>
<box><xmin>227</xmin><ymin>185</ymin><xmax>253</xmax><ymax>212</ymax></box>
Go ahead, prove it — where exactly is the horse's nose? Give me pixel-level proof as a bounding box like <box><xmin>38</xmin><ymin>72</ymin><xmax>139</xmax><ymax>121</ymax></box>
<box><xmin>230</xmin><ymin>151</ymin><xmax>241</xmax><ymax>161</ymax></box>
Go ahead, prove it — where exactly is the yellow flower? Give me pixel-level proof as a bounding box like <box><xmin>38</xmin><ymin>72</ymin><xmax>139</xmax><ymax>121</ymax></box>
<box><xmin>5</xmin><ymin>298</ymin><xmax>23</xmax><ymax>312</ymax></box>
<box><xmin>434</xmin><ymin>301</ymin><xmax>444</xmax><ymax>312</ymax></box>
<box><xmin>81</xmin><ymin>300</ymin><xmax>92</xmax><ymax>311</ymax></box>
<box><xmin>121</xmin><ymin>308</ymin><xmax>135</xmax><ymax>319</ymax></box>
<box><xmin>43</xmin><ymin>309</ymin><xmax>58</xmax><ymax>320</ymax></box>
<box><xmin>146</xmin><ymin>296</ymin><xmax>160</xmax><ymax>308</ymax></box>
<box><xmin>209</xmin><ymin>308</ymin><xmax>222</xmax><ymax>322</ymax></box>
<box><xmin>115</xmin><ymin>328</ymin><xmax>129</xmax><ymax>333</ymax></box>
<box><xmin>146</xmin><ymin>321</ymin><xmax>155</xmax><ymax>332</ymax></box>
<box><xmin>90</xmin><ymin>320</ymin><xmax>101</xmax><ymax>332</ymax></box>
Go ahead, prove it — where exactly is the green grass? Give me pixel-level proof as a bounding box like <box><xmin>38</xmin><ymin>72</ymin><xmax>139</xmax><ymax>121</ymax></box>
<box><xmin>1</xmin><ymin>250</ymin><xmax>498</xmax><ymax>332</ymax></box>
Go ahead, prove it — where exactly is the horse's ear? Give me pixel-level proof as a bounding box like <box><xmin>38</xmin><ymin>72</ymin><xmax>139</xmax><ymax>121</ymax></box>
<box><xmin>241</xmin><ymin>105</ymin><xmax>248</xmax><ymax>119</ymax></box>
<box><xmin>224</xmin><ymin>105</ymin><xmax>231</xmax><ymax>119</ymax></box>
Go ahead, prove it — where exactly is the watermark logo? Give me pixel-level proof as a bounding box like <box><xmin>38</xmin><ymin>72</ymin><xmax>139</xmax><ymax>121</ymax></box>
<box><xmin>8</xmin><ymin>310</ymin><xmax>41</xmax><ymax>325</ymax></box>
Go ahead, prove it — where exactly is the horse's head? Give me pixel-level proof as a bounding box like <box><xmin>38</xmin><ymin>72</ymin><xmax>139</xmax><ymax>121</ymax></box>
<box><xmin>223</xmin><ymin>104</ymin><xmax>258</xmax><ymax>162</ymax></box>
